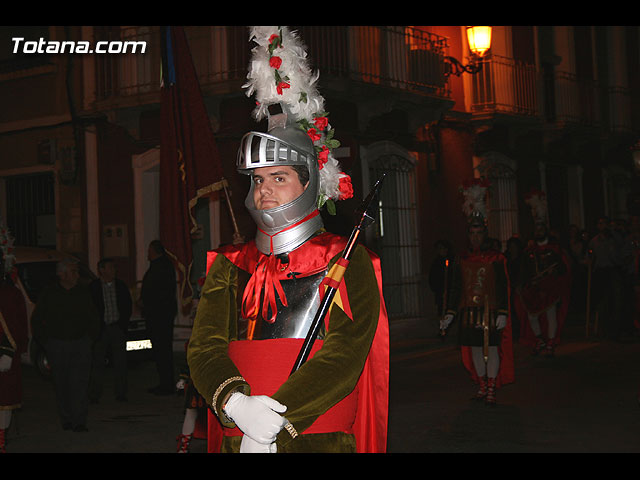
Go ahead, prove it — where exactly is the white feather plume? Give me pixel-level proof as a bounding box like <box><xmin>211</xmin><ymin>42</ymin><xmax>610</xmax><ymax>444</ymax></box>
<box><xmin>243</xmin><ymin>26</ymin><xmax>351</xmax><ymax>206</ymax></box>
<box><xmin>244</xmin><ymin>26</ymin><xmax>324</xmax><ymax>123</ymax></box>
<box><xmin>461</xmin><ymin>184</ymin><xmax>488</xmax><ymax>219</ymax></box>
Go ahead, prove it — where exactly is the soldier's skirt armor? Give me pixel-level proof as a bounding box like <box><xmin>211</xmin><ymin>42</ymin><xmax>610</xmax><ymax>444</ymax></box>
<box><xmin>458</xmin><ymin>259</ymin><xmax>501</xmax><ymax>347</ymax></box>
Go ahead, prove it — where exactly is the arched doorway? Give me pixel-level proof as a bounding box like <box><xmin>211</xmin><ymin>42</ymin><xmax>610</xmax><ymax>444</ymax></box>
<box><xmin>361</xmin><ymin>141</ymin><xmax>424</xmax><ymax>320</ymax></box>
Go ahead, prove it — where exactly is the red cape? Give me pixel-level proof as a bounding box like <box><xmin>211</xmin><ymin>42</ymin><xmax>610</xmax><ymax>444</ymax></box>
<box><xmin>204</xmin><ymin>232</ymin><xmax>389</xmax><ymax>453</ymax></box>
<box><xmin>458</xmin><ymin>249</ymin><xmax>515</xmax><ymax>388</ymax></box>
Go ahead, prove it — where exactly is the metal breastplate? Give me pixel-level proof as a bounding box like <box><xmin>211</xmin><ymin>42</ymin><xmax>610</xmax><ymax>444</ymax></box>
<box><xmin>460</xmin><ymin>259</ymin><xmax>496</xmax><ymax>308</ymax></box>
<box><xmin>243</xmin><ymin>270</ymin><xmax>327</xmax><ymax>340</ymax></box>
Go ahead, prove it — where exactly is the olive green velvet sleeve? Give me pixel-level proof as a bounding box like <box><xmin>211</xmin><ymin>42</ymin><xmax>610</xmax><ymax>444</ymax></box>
<box><xmin>187</xmin><ymin>253</ymin><xmax>250</xmax><ymax>427</ymax></box>
<box><xmin>271</xmin><ymin>244</ymin><xmax>380</xmax><ymax>447</ymax></box>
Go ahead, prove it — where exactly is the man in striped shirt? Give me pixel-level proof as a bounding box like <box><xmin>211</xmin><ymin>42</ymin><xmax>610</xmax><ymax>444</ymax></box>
<box><xmin>89</xmin><ymin>258</ymin><xmax>133</xmax><ymax>403</ymax></box>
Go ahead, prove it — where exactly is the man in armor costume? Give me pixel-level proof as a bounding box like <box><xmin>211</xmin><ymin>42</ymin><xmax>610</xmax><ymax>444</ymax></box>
<box><xmin>515</xmin><ymin>191</ymin><xmax>571</xmax><ymax>356</ymax></box>
<box><xmin>187</xmin><ymin>27</ymin><xmax>389</xmax><ymax>453</ymax></box>
<box><xmin>441</xmin><ymin>179</ymin><xmax>514</xmax><ymax>405</ymax></box>
<box><xmin>0</xmin><ymin>222</ymin><xmax>28</xmax><ymax>453</ymax></box>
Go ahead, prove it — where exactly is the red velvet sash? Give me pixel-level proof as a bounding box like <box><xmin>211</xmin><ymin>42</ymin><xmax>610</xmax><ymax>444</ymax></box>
<box><xmin>222</xmin><ymin>338</ymin><xmax>357</xmax><ymax>437</ymax></box>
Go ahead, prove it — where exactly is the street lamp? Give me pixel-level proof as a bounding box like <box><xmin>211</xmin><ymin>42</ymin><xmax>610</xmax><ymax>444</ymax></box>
<box><xmin>466</xmin><ymin>26</ymin><xmax>492</xmax><ymax>57</ymax></box>
<box><xmin>444</xmin><ymin>26</ymin><xmax>492</xmax><ymax>77</ymax></box>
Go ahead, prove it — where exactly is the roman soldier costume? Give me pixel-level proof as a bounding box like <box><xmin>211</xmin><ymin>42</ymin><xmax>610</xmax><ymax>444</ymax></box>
<box><xmin>442</xmin><ymin>178</ymin><xmax>514</xmax><ymax>405</ymax></box>
<box><xmin>0</xmin><ymin>220</ymin><xmax>28</xmax><ymax>453</ymax></box>
<box><xmin>515</xmin><ymin>190</ymin><xmax>571</xmax><ymax>356</ymax></box>
<box><xmin>187</xmin><ymin>26</ymin><xmax>389</xmax><ymax>453</ymax></box>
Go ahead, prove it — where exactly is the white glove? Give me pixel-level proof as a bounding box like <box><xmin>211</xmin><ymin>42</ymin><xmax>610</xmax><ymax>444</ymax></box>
<box><xmin>440</xmin><ymin>314</ymin><xmax>454</xmax><ymax>331</ymax></box>
<box><xmin>0</xmin><ymin>355</ymin><xmax>12</xmax><ymax>372</ymax></box>
<box><xmin>240</xmin><ymin>434</ymin><xmax>277</xmax><ymax>453</ymax></box>
<box><xmin>496</xmin><ymin>314</ymin><xmax>507</xmax><ymax>330</ymax></box>
<box><xmin>223</xmin><ymin>392</ymin><xmax>288</xmax><ymax>444</ymax></box>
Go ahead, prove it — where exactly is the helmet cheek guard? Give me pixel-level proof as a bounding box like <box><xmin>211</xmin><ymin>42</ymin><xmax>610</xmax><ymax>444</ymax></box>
<box><xmin>237</xmin><ymin>122</ymin><xmax>323</xmax><ymax>255</ymax></box>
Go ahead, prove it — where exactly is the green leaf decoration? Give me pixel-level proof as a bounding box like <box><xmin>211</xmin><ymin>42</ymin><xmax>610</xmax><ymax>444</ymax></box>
<box><xmin>326</xmin><ymin>198</ymin><xmax>336</xmax><ymax>215</ymax></box>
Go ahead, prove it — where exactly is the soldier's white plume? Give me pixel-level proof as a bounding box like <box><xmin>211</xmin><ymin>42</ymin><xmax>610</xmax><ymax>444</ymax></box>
<box><xmin>244</xmin><ymin>26</ymin><xmax>324</xmax><ymax>122</ymax></box>
<box><xmin>243</xmin><ymin>26</ymin><xmax>352</xmax><ymax>210</ymax></box>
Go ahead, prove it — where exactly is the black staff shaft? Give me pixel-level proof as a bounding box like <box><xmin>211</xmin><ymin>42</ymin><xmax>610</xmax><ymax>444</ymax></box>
<box><xmin>289</xmin><ymin>175</ymin><xmax>385</xmax><ymax>376</ymax></box>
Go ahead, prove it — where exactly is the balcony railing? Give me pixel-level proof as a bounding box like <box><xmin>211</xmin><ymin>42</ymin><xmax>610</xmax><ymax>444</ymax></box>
<box><xmin>467</xmin><ymin>55</ymin><xmax>633</xmax><ymax>135</ymax></box>
<box><xmin>91</xmin><ymin>26</ymin><xmax>451</xmax><ymax>106</ymax></box>
<box><xmin>297</xmin><ymin>26</ymin><xmax>449</xmax><ymax>94</ymax></box>
<box><xmin>470</xmin><ymin>54</ymin><xmax>540</xmax><ymax>118</ymax></box>
<box><xmin>551</xmin><ymin>73</ymin><xmax>635</xmax><ymax>133</ymax></box>
<box><xmin>92</xmin><ymin>26</ymin><xmax>249</xmax><ymax>103</ymax></box>
<box><xmin>552</xmin><ymin>71</ymin><xmax>601</xmax><ymax>128</ymax></box>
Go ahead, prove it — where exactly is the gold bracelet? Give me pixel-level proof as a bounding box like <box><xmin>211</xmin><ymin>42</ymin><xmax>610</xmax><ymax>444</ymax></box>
<box><xmin>284</xmin><ymin>422</ymin><xmax>299</xmax><ymax>439</ymax></box>
<box><xmin>211</xmin><ymin>375</ymin><xmax>245</xmax><ymax>410</ymax></box>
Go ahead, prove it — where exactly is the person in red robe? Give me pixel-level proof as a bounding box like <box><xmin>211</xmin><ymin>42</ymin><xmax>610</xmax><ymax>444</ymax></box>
<box><xmin>441</xmin><ymin>179</ymin><xmax>514</xmax><ymax>405</ymax></box>
<box><xmin>515</xmin><ymin>191</ymin><xmax>571</xmax><ymax>356</ymax></box>
<box><xmin>0</xmin><ymin>226</ymin><xmax>28</xmax><ymax>453</ymax></box>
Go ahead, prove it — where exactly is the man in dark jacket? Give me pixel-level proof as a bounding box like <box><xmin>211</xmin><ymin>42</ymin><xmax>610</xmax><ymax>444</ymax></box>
<box><xmin>89</xmin><ymin>257</ymin><xmax>133</xmax><ymax>403</ymax></box>
<box><xmin>31</xmin><ymin>257</ymin><xmax>100</xmax><ymax>432</ymax></box>
<box><xmin>140</xmin><ymin>240</ymin><xmax>177</xmax><ymax>395</ymax></box>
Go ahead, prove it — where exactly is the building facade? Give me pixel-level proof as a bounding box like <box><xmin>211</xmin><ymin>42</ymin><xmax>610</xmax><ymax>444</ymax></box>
<box><xmin>1</xmin><ymin>25</ymin><xmax>638</xmax><ymax>327</ymax></box>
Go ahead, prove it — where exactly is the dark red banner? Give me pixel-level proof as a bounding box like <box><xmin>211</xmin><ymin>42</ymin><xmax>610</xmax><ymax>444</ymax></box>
<box><xmin>159</xmin><ymin>26</ymin><xmax>226</xmax><ymax>309</ymax></box>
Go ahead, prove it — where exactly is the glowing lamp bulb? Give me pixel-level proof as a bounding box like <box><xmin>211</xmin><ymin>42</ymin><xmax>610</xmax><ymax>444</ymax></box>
<box><xmin>467</xmin><ymin>26</ymin><xmax>492</xmax><ymax>57</ymax></box>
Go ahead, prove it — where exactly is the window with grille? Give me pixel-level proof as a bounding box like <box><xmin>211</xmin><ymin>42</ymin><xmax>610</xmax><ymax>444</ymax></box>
<box><xmin>369</xmin><ymin>153</ymin><xmax>423</xmax><ymax>319</ymax></box>
<box><xmin>476</xmin><ymin>153</ymin><xmax>518</xmax><ymax>249</ymax></box>
<box><xmin>4</xmin><ymin>172</ymin><xmax>56</xmax><ymax>248</ymax></box>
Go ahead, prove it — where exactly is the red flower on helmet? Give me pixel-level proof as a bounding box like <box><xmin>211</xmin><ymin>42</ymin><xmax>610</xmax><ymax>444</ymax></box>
<box><xmin>306</xmin><ymin>128</ymin><xmax>322</xmax><ymax>142</ymax></box>
<box><xmin>338</xmin><ymin>174</ymin><xmax>354</xmax><ymax>200</ymax></box>
<box><xmin>313</xmin><ymin>116</ymin><xmax>328</xmax><ymax>131</ymax></box>
<box><xmin>318</xmin><ymin>145</ymin><xmax>329</xmax><ymax>170</ymax></box>
<box><xmin>276</xmin><ymin>81</ymin><xmax>290</xmax><ymax>95</ymax></box>
<box><xmin>269</xmin><ymin>56</ymin><xmax>282</xmax><ymax>70</ymax></box>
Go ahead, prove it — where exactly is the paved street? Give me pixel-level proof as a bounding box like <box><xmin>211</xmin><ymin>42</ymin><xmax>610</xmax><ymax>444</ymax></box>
<box><xmin>388</xmin><ymin>320</ymin><xmax>640</xmax><ymax>453</ymax></box>
<box><xmin>3</xmin><ymin>317</ymin><xmax>640</xmax><ymax>454</ymax></box>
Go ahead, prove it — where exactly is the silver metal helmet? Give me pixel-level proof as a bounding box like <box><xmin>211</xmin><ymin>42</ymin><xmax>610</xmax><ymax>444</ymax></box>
<box><xmin>237</xmin><ymin>106</ymin><xmax>323</xmax><ymax>255</ymax></box>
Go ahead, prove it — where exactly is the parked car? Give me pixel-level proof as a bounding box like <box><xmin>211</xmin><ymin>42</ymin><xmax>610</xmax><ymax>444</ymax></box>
<box><xmin>12</xmin><ymin>246</ymin><xmax>152</xmax><ymax>378</ymax></box>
